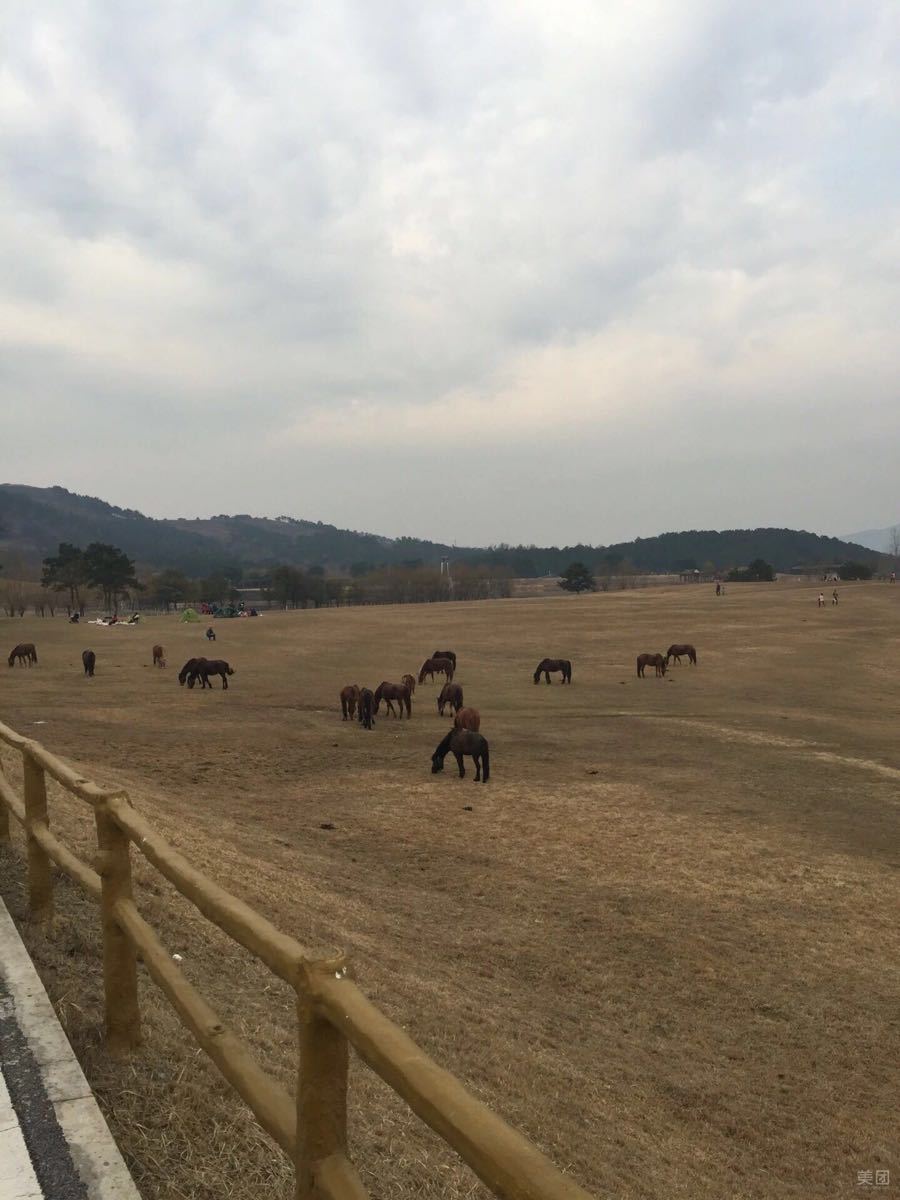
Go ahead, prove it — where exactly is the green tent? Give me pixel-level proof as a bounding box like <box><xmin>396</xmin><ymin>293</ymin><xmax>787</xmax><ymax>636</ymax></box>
<box><xmin>180</xmin><ymin>607</ymin><xmax>200</xmax><ymax>622</ymax></box>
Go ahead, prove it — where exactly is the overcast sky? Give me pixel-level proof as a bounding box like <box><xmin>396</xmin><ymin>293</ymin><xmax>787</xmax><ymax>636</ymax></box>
<box><xmin>2</xmin><ymin>2</ymin><xmax>898</xmax><ymax>546</ymax></box>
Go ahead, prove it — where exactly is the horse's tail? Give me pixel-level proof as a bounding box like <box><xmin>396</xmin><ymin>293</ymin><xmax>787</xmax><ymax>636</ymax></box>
<box><xmin>31</xmin><ymin>647</ymin><xmax>37</xmax><ymax>664</ymax></box>
<box><xmin>404</xmin><ymin>688</ymin><xmax>411</xmax><ymax>717</ymax></box>
<box><xmin>481</xmin><ymin>741</ymin><xmax>490</xmax><ymax>782</ymax></box>
<box><xmin>566</xmin><ymin>660</ymin><xmax>572</xmax><ymax>683</ymax></box>
<box><xmin>691</xmin><ymin>648</ymin><xmax>697</xmax><ymax>664</ymax></box>
<box><xmin>636</xmin><ymin>657</ymin><xmax>641</xmax><ymax>676</ymax></box>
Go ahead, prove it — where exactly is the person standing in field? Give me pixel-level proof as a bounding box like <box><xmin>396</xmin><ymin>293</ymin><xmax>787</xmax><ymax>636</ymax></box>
<box><xmin>832</xmin><ymin>589</ymin><xmax>839</xmax><ymax>605</ymax></box>
<box><xmin>818</xmin><ymin>593</ymin><xmax>825</xmax><ymax>607</ymax></box>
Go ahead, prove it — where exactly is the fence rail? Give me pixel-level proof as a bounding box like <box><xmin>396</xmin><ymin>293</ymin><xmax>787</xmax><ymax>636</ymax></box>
<box><xmin>0</xmin><ymin>720</ymin><xmax>594</xmax><ymax>1200</ymax></box>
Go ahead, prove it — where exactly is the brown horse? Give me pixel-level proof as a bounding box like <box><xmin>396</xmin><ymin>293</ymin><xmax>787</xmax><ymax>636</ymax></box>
<box><xmin>374</xmin><ymin>681</ymin><xmax>412</xmax><ymax>718</ymax></box>
<box><xmin>358</xmin><ymin>687</ymin><xmax>375</xmax><ymax>729</ymax></box>
<box><xmin>82</xmin><ymin>649</ymin><xmax>96</xmax><ymax>677</ymax></box>
<box><xmin>533</xmin><ymin>658</ymin><xmax>572</xmax><ymax>684</ymax></box>
<box><xmin>340</xmin><ymin>685</ymin><xmax>360</xmax><ymax>720</ymax></box>
<box><xmin>152</xmin><ymin>644</ymin><xmax>166</xmax><ymax>668</ymax></box>
<box><xmin>636</xmin><ymin>653</ymin><xmax>667</xmax><ymax>677</ymax></box>
<box><xmin>666</xmin><ymin>643</ymin><xmax>697</xmax><ymax>666</ymax></box>
<box><xmin>453</xmin><ymin>707</ymin><xmax>480</xmax><ymax>732</ymax></box>
<box><xmin>401</xmin><ymin>673</ymin><xmax>416</xmax><ymax>696</ymax></box>
<box><xmin>419</xmin><ymin>656</ymin><xmax>454</xmax><ymax>684</ymax></box>
<box><xmin>437</xmin><ymin>682</ymin><xmax>464</xmax><ymax>716</ymax></box>
<box><xmin>8</xmin><ymin>643</ymin><xmax>37</xmax><ymax>667</ymax></box>
<box><xmin>431</xmin><ymin>729</ymin><xmax>490</xmax><ymax>782</ymax></box>
<box><xmin>431</xmin><ymin>649</ymin><xmax>457</xmax><ymax>669</ymax></box>
<box><xmin>178</xmin><ymin>657</ymin><xmax>205</xmax><ymax>686</ymax></box>
<box><xmin>195</xmin><ymin>660</ymin><xmax>234</xmax><ymax>689</ymax></box>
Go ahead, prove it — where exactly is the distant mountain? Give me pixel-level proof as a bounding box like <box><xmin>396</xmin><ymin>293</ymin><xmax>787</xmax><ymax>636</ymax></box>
<box><xmin>0</xmin><ymin>484</ymin><xmax>889</xmax><ymax>578</ymax></box>
<box><xmin>842</xmin><ymin>526</ymin><xmax>899</xmax><ymax>553</ymax></box>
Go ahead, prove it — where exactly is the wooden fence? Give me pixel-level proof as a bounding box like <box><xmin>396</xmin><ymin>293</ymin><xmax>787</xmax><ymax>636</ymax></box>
<box><xmin>0</xmin><ymin>720</ymin><xmax>594</xmax><ymax>1200</ymax></box>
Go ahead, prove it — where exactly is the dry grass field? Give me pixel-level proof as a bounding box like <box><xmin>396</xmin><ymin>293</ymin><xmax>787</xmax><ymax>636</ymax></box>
<box><xmin>1</xmin><ymin>581</ymin><xmax>898</xmax><ymax>1200</ymax></box>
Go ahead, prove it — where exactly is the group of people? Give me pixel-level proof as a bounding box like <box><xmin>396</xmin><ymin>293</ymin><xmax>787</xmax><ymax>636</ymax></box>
<box><xmin>817</xmin><ymin>590</ymin><xmax>839</xmax><ymax>607</ymax></box>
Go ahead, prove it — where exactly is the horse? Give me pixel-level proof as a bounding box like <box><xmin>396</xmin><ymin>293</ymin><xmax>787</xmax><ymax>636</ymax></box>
<box><xmin>8</xmin><ymin>643</ymin><xmax>37</xmax><ymax>667</ymax></box>
<box><xmin>374</xmin><ymin>681</ymin><xmax>412</xmax><ymax>718</ymax></box>
<box><xmin>152</xmin><ymin>644</ymin><xmax>166</xmax><ymax>668</ymax></box>
<box><xmin>178</xmin><ymin>657</ymin><xmax>206</xmax><ymax>686</ymax></box>
<box><xmin>82</xmin><ymin>649</ymin><xmax>96</xmax><ymax>677</ymax></box>
<box><xmin>453</xmin><ymin>707</ymin><xmax>480</xmax><ymax>732</ymax></box>
<box><xmin>666</xmin><ymin>643</ymin><xmax>697</xmax><ymax>666</ymax></box>
<box><xmin>437</xmin><ymin>682</ymin><xmax>464</xmax><ymax>717</ymax></box>
<box><xmin>69</xmin><ymin>613</ymin><xmax>80</xmax><ymax>623</ymax></box>
<box><xmin>358</xmin><ymin>688</ymin><xmax>375</xmax><ymax>729</ymax></box>
<box><xmin>340</xmin><ymin>685</ymin><xmax>360</xmax><ymax>720</ymax></box>
<box><xmin>401</xmin><ymin>673</ymin><xmax>416</xmax><ymax>696</ymax></box>
<box><xmin>533</xmin><ymin>658</ymin><xmax>572</xmax><ymax>684</ymax></box>
<box><xmin>636</xmin><ymin>653</ymin><xmax>667</xmax><ymax>677</ymax></box>
<box><xmin>206</xmin><ymin>627</ymin><xmax>217</xmax><ymax>641</ymax></box>
<box><xmin>431</xmin><ymin>729</ymin><xmax>490</xmax><ymax>782</ymax></box>
<box><xmin>195</xmin><ymin>660</ymin><xmax>234</xmax><ymax>689</ymax></box>
<box><xmin>419</xmin><ymin>656</ymin><xmax>454</xmax><ymax>684</ymax></box>
<box><xmin>431</xmin><ymin>650</ymin><xmax>457</xmax><ymax>669</ymax></box>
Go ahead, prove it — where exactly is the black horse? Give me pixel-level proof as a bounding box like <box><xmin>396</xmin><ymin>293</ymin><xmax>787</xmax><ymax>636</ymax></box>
<box><xmin>666</xmin><ymin>643</ymin><xmax>697</xmax><ymax>665</ymax></box>
<box><xmin>533</xmin><ymin>658</ymin><xmax>572</xmax><ymax>684</ymax></box>
<box><xmin>431</xmin><ymin>729</ymin><xmax>490</xmax><ymax>782</ymax></box>
<box><xmin>431</xmin><ymin>649</ymin><xmax>457</xmax><ymax>668</ymax></box>
<box><xmin>194</xmin><ymin>660</ymin><xmax>234</xmax><ymax>689</ymax></box>
<box><xmin>82</xmin><ymin>649</ymin><xmax>96</xmax><ymax>677</ymax></box>
<box><xmin>178</xmin><ymin>657</ymin><xmax>205</xmax><ymax>686</ymax></box>
<box><xmin>358</xmin><ymin>687</ymin><xmax>376</xmax><ymax>729</ymax></box>
<box><xmin>206</xmin><ymin>627</ymin><xmax>216</xmax><ymax>641</ymax></box>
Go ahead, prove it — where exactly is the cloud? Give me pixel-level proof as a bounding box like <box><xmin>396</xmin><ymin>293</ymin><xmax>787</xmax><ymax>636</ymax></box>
<box><xmin>1</xmin><ymin>1</ymin><xmax>898</xmax><ymax>542</ymax></box>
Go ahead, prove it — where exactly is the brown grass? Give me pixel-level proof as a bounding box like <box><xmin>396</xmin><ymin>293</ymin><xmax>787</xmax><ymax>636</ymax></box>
<box><xmin>1</xmin><ymin>581</ymin><xmax>898</xmax><ymax>1199</ymax></box>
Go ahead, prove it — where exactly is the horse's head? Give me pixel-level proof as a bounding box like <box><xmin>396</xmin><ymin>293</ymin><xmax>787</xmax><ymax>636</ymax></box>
<box><xmin>431</xmin><ymin>753</ymin><xmax>445</xmax><ymax>774</ymax></box>
<box><xmin>226</xmin><ymin>666</ymin><xmax>235</xmax><ymax>675</ymax></box>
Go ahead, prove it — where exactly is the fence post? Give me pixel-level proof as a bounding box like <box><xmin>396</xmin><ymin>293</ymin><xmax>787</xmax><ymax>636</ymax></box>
<box><xmin>23</xmin><ymin>749</ymin><xmax>53</xmax><ymax>921</ymax></box>
<box><xmin>295</xmin><ymin>959</ymin><xmax>350</xmax><ymax>1199</ymax></box>
<box><xmin>0</xmin><ymin>758</ymin><xmax>9</xmax><ymax>844</ymax></box>
<box><xmin>95</xmin><ymin>800</ymin><xmax>141</xmax><ymax>1053</ymax></box>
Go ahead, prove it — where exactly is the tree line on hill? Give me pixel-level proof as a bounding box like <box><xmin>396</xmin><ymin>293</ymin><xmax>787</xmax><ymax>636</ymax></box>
<box><xmin>1</xmin><ymin>485</ymin><xmax>890</xmax><ymax>579</ymax></box>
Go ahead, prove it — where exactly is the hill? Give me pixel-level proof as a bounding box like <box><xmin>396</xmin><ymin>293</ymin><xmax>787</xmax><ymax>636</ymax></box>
<box><xmin>0</xmin><ymin>484</ymin><xmax>887</xmax><ymax>578</ymax></box>
<box><xmin>842</xmin><ymin>525</ymin><xmax>899</xmax><ymax>554</ymax></box>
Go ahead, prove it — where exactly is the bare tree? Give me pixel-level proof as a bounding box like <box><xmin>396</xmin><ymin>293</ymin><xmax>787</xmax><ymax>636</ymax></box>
<box><xmin>889</xmin><ymin>525</ymin><xmax>900</xmax><ymax>558</ymax></box>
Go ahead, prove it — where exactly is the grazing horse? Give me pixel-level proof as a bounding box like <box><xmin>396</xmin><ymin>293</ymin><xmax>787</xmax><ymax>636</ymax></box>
<box><xmin>340</xmin><ymin>685</ymin><xmax>360</xmax><ymax>720</ymax></box>
<box><xmin>82</xmin><ymin>649</ymin><xmax>96</xmax><ymax>677</ymax></box>
<box><xmin>431</xmin><ymin>650</ymin><xmax>457</xmax><ymax>669</ymax></box>
<box><xmin>431</xmin><ymin>729</ymin><xmax>490</xmax><ymax>782</ymax></box>
<box><xmin>374</xmin><ymin>681</ymin><xmax>412</xmax><ymax>718</ymax></box>
<box><xmin>636</xmin><ymin>653</ymin><xmax>667</xmax><ymax>677</ymax></box>
<box><xmin>195</xmin><ymin>660</ymin><xmax>234</xmax><ymax>689</ymax></box>
<box><xmin>401</xmin><ymin>673</ymin><xmax>416</xmax><ymax>696</ymax></box>
<box><xmin>437</xmin><ymin>682</ymin><xmax>464</xmax><ymax>717</ymax></box>
<box><xmin>358</xmin><ymin>688</ymin><xmax>375</xmax><ymax>729</ymax></box>
<box><xmin>8</xmin><ymin>643</ymin><xmax>37</xmax><ymax>667</ymax></box>
<box><xmin>666</xmin><ymin>643</ymin><xmax>697</xmax><ymax>666</ymax></box>
<box><xmin>178</xmin><ymin>657</ymin><xmax>206</xmax><ymax>686</ymax></box>
<box><xmin>453</xmin><ymin>707</ymin><xmax>480</xmax><ymax>732</ymax></box>
<box><xmin>533</xmin><ymin>658</ymin><xmax>572</xmax><ymax>685</ymax></box>
<box><xmin>418</xmin><ymin>656</ymin><xmax>454</xmax><ymax>684</ymax></box>
<box><xmin>152</xmin><ymin>644</ymin><xmax>166</xmax><ymax>668</ymax></box>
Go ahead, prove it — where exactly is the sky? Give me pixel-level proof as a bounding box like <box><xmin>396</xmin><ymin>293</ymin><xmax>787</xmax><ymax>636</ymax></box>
<box><xmin>1</xmin><ymin>1</ymin><xmax>898</xmax><ymax>547</ymax></box>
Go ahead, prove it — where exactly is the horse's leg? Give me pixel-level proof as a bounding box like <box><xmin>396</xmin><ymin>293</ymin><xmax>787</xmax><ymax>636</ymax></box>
<box><xmin>454</xmin><ymin>751</ymin><xmax>465</xmax><ymax>779</ymax></box>
<box><xmin>222</xmin><ymin>672</ymin><xmax>228</xmax><ymax>689</ymax></box>
<box><xmin>474</xmin><ymin>754</ymin><xmax>481</xmax><ymax>782</ymax></box>
<box><xmin>545</xmin><ymin>671</ymin><xmax>550</xmax><ymax>684</ymax></box>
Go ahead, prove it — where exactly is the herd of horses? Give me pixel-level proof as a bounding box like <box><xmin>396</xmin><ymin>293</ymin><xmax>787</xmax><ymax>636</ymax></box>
<box><xmin>7</xmin><ymin>634</ymin><xmax>698</xmax><ymax>785</ymax></box>
<box><xmin>339</xmin><ymin>650</ymin><xmax>489</xmax><ymax>781</ymax></box>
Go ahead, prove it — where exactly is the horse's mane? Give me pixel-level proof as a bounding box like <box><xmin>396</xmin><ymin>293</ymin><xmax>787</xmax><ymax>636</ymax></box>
<box><xmin>433</xmin><ymin>730</ymin><xmax>454</xmax><ymax>759</ymax></box>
